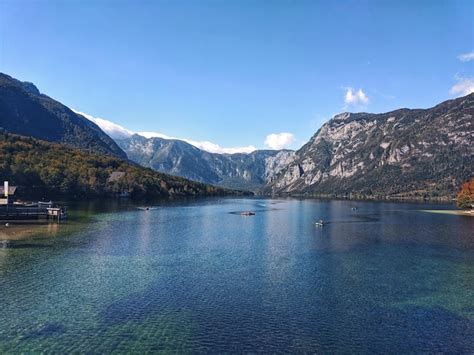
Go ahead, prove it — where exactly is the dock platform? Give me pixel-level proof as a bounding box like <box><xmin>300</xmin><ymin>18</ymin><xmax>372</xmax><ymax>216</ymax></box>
<box><xmin>0</xmin><ymin>203</ymin><xmax>67</xmax><ymax>222</ymax></box>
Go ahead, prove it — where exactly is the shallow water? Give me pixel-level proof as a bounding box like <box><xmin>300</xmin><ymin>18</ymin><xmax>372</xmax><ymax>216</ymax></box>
<box><xmin>0</xmin><ymin>198</ymin><xmax>473</xmax><ymax>352</ymax></box>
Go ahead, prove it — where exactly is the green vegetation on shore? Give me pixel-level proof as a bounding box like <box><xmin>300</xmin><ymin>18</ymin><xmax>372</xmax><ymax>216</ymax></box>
<box><xmin>0</xmin><ymin>131</ymin><xmax>236</xmax><ymax>198</ymax></box>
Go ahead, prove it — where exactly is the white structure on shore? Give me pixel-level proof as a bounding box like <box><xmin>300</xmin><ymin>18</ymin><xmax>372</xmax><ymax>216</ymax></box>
<box><xmin>0</xmin><ymin>181</ymin><xmax>16</xmax><ymax>205</ymax></box>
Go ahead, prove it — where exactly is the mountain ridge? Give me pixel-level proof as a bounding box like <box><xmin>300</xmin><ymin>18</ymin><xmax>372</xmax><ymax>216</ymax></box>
<box><xmin>116</xmin><ymin>134</ymin><xmax>295</xmax><ymax>190</ymax></box>
<box><xmin>1</xmin><ymin>72</ymin><xmax>471</xmax><ymax>198</ymax></box>
<box><xmin>116</xmin><ymin>94</ymin><xmax>473</xmax><ymax>197</ymax></box>
<box><xmin>265</xmin><ymin>93</ymin><xmax>473</xmax><ymax>198</ymax></box>
<box><xmin>0</xmin><ymin>72</ymin><xmax>127</xmax><ymax>159</ymax></box>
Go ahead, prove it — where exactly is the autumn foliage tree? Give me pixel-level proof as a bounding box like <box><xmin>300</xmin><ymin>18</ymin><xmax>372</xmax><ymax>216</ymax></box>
<box><xmin>457</xmin><ymin>177</ymin><xmax>474</xmax><ymax>209</ymax></box>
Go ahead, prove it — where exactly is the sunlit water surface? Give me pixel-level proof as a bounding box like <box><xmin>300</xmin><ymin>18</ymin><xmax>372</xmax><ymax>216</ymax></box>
<box><xmin>0</xmin><ymin>198</ymin><xmax>473</xmax><ymax>352</ymax></box>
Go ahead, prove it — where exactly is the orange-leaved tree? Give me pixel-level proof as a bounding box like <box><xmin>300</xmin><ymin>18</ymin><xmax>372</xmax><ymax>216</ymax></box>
<box><xmin>457</xmin><ymin>177</ymin><xmax>474</xmax><ymax>209</ymax></box>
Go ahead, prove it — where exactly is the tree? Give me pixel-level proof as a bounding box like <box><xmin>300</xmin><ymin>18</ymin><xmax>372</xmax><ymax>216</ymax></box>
<box><xmin>457</xmin><ymin>177</ymin><xmax>474</xmax><ymax>209</ymax></box>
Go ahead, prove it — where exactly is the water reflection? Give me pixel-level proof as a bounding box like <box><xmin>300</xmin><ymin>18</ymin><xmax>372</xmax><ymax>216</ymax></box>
<box><xmin>0</xmin><ymin>198</ymin><xmax>472</xmax><ymax>352</ymax></box>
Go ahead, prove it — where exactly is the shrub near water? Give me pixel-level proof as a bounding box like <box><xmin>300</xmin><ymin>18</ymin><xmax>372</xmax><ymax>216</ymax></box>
<box><xmin>457</xmin><ymin>177</ymin><xmax>474</xmax><ymax>209</ymax></box>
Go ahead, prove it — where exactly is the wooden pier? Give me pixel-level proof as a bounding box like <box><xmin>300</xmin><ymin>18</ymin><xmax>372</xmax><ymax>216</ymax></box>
<box><xmin>0</xmin><ymin>204</ymin><xmax>67</xmax><ymax>222</ymax></box>
<box><xmin>0</xmin><ymin>181</ymin><xmax>67</xmax><ymax>222</ymax></box>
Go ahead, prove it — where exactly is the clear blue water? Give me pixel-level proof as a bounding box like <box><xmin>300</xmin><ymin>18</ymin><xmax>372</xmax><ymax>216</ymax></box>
<box><xmin>0</xmin><ymin>198</ymin><xmax>473</xmax><ymax>352</ymax></box>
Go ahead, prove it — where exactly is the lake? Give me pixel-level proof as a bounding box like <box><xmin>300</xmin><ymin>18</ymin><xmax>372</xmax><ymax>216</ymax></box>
<box><xmin>0</xmin><ymin>198</ymin><xmax>473</xmax><ymax>352</ymax></box>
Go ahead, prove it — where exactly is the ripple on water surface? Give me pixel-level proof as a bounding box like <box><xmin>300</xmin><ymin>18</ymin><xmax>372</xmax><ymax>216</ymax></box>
<box><xmin>0</xmin><ymin>198</ymin><xmax>473</xmax><ymax>352</ymax></box>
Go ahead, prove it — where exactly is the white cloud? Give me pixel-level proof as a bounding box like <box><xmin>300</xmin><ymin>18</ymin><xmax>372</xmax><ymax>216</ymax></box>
<box><xmin>189</xmin><ymin>141</ymin><xmax>256</xmax><ymax>154</ymax></box>
<box><xmin>73</xmin><ymin>109</ymin><xmax>256</xmax><ymax>154</ymax></box>
<box><xmin>450</xmin><ymin>77</ymin><xmax>474</xmax><ymax>97</ymax></box>
<box><xmin>458</xmin><ymin>51</ymin><xmax>474</xmax><ymax>62</ymax></box>
<box><xmin>137</xmin><ymin>131</ymin><xmax>174</xmax><ymax>140</ymax></box>
<box><xmin>138</xmin><ymin>131</ymin><xmax>256</xmax><ymax>154</ymax></box>
<box><xmin>72</xmin><ymin>109</ymin><xmax>133</xmax><ymax>139</ymax></box>
<box><xmin>264</xmin><ymin>132</ymin><xmax>295</xmax><ymax>150</ymax></box>
<box><xmin>344</xmin><ymin>87</ymin><xmax>369</xmax><ymax>106</ymax></box>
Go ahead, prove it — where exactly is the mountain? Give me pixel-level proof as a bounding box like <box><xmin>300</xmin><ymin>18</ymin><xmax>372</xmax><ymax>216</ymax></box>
<box><xmin>3</xmin><ymin>72</ymin><xmax>470</xmax><ymax>199</ymax></box>
<box><xmin>116</xmin><ymin>134</ymin><xmax>295</xmax><ymax>190</ymax></box>
<box><xmin>265</xmin><ymin>94</ymin><xmax>474</xmax><ymax>199</ymax></box>
<box><xmin>0</xmin><ymin>131</ymin><xmax>235</xmax><ymax>198</ymax></box>
<box><xmin>0</xmin><ymin>72</ymin><xmax>126</xmax><ymax>158</ymax></box>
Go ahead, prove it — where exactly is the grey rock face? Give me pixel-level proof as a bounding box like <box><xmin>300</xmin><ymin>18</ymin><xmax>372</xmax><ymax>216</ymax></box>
<box><xmin>118</xmin><ymin>94</ymin><xmax>473</xmax><ymax>197</ymax></box>
<box><xmin>116</xmin><ymin>134</ymin><xmax>295</xmax><ymax>191</ymax></box>
<box><xmin>266</xmin><ymin>94</ymin><xmax>474</xmax><ymax>198</ymax></box>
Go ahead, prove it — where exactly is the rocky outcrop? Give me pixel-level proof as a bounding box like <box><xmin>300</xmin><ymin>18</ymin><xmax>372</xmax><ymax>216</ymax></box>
<box><xmin>266</xmin><ymin>94</ymin><xmax>474</xmax><ymax>198</ymax></box>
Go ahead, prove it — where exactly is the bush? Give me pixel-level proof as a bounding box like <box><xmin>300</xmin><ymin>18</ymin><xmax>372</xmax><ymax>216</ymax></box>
<box><xmin>456</xmin><ymin>177</ymin><xmax>474</xmax><ymax>209</ymax></box>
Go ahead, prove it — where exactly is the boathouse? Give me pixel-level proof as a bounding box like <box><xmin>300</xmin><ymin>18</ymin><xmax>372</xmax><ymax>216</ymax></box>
<box><xmin>0</xmin><ymin>181</ymin><xmax>67</xmax><ymax>222</ymax></box>
<box><xmin>0</xmin><ymin>181</ymin><xmax>16</xmax><ymax>205</ymax></box>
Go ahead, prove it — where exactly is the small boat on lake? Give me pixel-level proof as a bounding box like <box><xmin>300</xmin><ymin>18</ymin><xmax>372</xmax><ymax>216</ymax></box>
<box><xmin>315</xmin><ymin>219</ymin><xmax>326</xmax><ymax>227</ymax></box>
<box><xmin>240</xmin><ymin>211</ymin><xmax>255</xmax><ymax>216</ymax></box>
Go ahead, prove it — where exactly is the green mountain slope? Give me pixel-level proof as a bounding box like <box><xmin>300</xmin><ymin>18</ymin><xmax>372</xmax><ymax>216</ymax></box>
<box><xmin>0</xmin><ymin>131</ymin><xmax>233</xmax><ymax>198</ymax></box>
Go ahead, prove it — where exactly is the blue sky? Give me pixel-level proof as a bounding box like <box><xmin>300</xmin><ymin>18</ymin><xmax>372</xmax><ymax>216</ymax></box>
<box><xmin>0</xmin><ymin>0</ymin><xmax>473</xmax><ymax>152</ymax></box>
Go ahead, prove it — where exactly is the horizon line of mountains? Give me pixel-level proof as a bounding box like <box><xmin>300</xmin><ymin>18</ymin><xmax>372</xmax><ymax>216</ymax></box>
<box><xmin>1</xmin><ymin>72</ymin><xmax>472</xmax><ymax>199</ymax></box>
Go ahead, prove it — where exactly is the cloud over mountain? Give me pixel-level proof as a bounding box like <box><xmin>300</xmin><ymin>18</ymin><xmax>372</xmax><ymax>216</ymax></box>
<box><xmin>264</xmin><ymin>132</ymin><xmax>295</xmax><ymax>150</ymax></box>
<box><xmin>73</xmin><ymin>109</ymin><xmax>256</xmax><ymax>154</ymax></box>
<box><xmin>344</xmin><ymin>88</ymin><xmax>369</xmax><ymax>106</ymax></box>
<box><xmin>450</xmin><ymin>77</ymin><xmax>474</xmax><ymax>97</ymax></box>
<box><xmin>138</xmin><ymin>131</ymin><xmax>256</xmax><ymax>154</ymax></box>
<box><xmin>72</xmin><ymin>109</ymin><xmax>133</xmax><ymax>139</ymax></box>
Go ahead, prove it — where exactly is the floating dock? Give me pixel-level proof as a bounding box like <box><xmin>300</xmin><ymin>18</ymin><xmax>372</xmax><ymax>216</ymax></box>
<box><xmin>0</xmin><ymin>181</ymin><xmax>67</xmax><ymax>222</ymax></box>
<box><xmin>0</xmin><ymin>203</ymin><xmax>67</xmax><ymax>222</ymax></box>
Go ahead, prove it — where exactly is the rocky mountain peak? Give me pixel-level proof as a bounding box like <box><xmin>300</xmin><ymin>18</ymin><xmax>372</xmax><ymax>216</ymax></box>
<box><xmin>265</xmin><ymin>94</ymin><xmax>473</xmax><ymax>198</ymax></box>
<box><xmin>21</xmin><ymin>81</ymin><xmax>40</xmax><ymax>95</ymax></box>
<box><xmin>333</xmin><ymin>112</ymin><xmax>352</xmax><ymax>121</ymax></box>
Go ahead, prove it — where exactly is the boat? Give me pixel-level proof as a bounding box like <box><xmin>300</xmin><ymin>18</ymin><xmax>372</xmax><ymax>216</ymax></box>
<box><xmin>315</xmin><ymin>220</ymin><xmax>326</xmax><ymax>227</ymax></box>
<box><xmin>240</xmin><ymin>211</ymin><xmax>255</xmax><ymax>216</ymax></box>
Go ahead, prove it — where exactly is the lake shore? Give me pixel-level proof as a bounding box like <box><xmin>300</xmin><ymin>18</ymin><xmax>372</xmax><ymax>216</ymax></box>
<box><xmin>420</xmin><ymin>209</ymin><xmax>474</xmax><ymax>217</ymax></box>
<box><xmin>0</xmin><ymin>221</ymin><xmax>63</xmax><ymax>240</ymax></box>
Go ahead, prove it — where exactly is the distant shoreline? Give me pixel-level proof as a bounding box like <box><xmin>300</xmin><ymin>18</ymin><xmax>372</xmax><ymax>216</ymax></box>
<box><xmin>420</xmin><ymin>209</ymin><xmax>474</xmax><ymax>217</ymax></box>
<box><xmin>259</xmin><ymin>193</ymin><xmax>456</xmax><ymax>203</ymax></box>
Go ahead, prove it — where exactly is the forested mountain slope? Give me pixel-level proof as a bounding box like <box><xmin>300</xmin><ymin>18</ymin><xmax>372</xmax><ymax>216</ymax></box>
<box><xmin>0</xmin><ymin>131</ymin><xmax>233</xmax><ymax>198</ymax></box>
<box><xmin>0</xmin><ymin>72</ymin><xmax>126</xmax><ymax>158</ymax></box>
